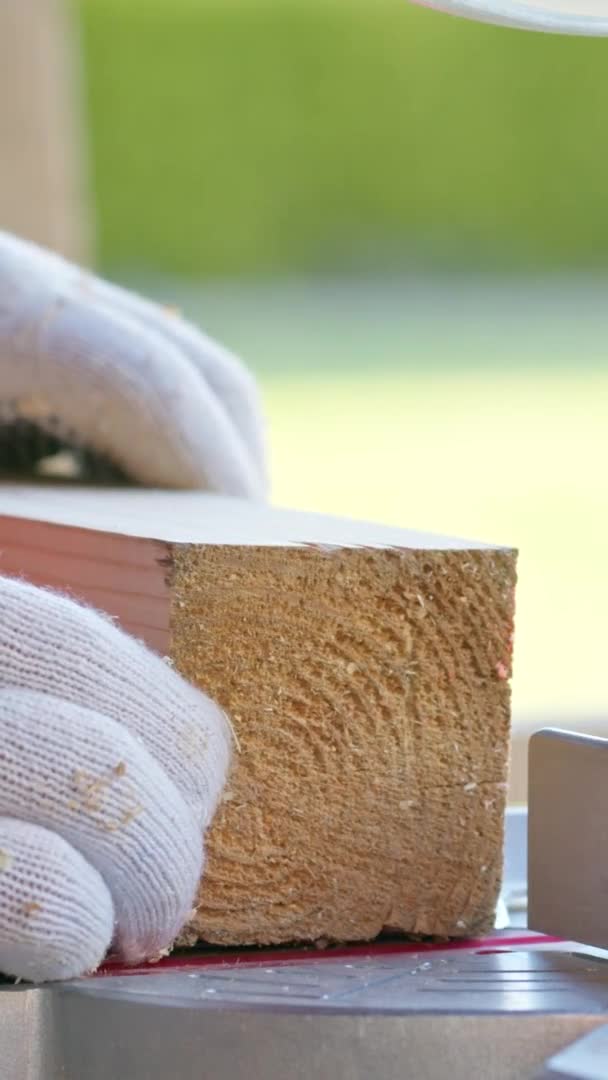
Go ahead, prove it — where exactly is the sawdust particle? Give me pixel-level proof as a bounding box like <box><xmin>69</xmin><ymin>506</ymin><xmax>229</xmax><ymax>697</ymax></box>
<box><xmin>102</xmin><ymin>803</ymin><xmax>144</xmax><ymax>832</ymax></box>
<box><xmin>23</xmin><ymin>901</ymin><xmax>42</xmax><ymax>917</ymax></box>
<box><xmin>222</xmin><ymin>709</ymin><xmax>242</xmax><ymax>753</ymax></box>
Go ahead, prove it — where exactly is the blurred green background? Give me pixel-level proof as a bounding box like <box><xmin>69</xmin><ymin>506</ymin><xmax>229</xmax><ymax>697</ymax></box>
<box><xmin>81</xmin><ymin>0</ymin><xmax>608</xmax><ymax>279</ymax></box>
<box><xmin>74</xmin><ymin>0</ymin><xmax>608</xmax><ymax>723</ymax></box>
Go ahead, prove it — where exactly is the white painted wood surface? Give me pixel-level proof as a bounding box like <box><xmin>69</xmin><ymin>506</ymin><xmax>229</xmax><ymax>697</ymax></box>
<box><xmin>0</xmin><ymin>485</ymin><xmax>505</xmax><ymax>549</ymax></box>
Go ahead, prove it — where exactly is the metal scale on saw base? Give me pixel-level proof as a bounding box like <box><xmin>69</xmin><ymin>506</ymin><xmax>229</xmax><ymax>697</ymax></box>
<box><xmin>2</xmin><ymin>729</ymin><xmax>608</xmax><ymax>1079</ymax></box>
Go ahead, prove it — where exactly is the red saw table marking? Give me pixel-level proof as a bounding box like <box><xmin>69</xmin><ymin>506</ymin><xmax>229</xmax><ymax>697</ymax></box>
<box><xmin>97</xmin><ymin>933</ymin><xmax>560</xmax><ymax>978</ymax></box>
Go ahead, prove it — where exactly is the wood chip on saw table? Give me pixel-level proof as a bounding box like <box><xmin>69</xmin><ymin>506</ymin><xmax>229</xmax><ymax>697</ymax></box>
<box><xmin>0</xmin><ymin>486</ymin><xmax>517</xmax><ymax>946</ymax></box>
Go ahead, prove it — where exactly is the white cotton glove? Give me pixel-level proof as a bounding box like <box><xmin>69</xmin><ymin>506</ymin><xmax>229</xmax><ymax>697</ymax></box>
<box><xmin>0</xmin><ymin>230</ymin><xmax>267</xmax><ymax>494</ymax></box>
<box><xmin>0</xmin><ymin>576</ymin><xmax>231</xmax><ymax>983</ymax></box>
<box><xmin>0</xmin><ymin>231</ymin><xmax>259</xmax><ymax>982</ymax></box>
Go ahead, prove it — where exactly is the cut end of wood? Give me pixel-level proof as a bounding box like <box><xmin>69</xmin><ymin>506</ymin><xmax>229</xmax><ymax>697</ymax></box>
<box><xmin>171</xmin><ymin>542</ymin><xmax>516</xmax><ymax>946</ymax></box>
<box><xmin>0</xmin><ymin>487</ymin><xmax>517</xmax><ymax>947</ymax></box>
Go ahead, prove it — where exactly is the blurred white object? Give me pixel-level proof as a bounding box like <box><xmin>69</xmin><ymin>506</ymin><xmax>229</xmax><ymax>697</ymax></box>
<box><xmin>412</xmin><ymin>0</ymin><xmax>608</xmax><ymax>34</ymax></box>
<box><xmin>501</xmin><ymin>805</ymin><xmax>528</xmax><ymax>924</ymax></box>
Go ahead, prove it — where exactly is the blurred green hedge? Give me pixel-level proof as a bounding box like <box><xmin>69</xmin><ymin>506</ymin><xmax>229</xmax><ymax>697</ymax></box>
<box><xmin>79</xmin><ymin>0</ymin><xmax>608</xmax><ymax>276</ymax></box>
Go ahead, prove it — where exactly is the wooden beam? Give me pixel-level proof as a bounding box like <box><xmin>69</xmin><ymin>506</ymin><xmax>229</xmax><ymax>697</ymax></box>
<box><xmin>0</xmin><ymin>486</ymin><xmax>517</xmax><ymax>944</ymax></box>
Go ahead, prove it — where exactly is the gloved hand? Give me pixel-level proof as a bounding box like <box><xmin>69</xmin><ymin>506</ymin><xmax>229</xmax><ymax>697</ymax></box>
<box><xmin>0</xmin><ymin>576</ymin><xmax>231</xmax><ymax>982</ymax></box>
<box><xmin>0</xmin><ymin>230</ymin><xmax>266</xmax><ymax>493</ymax></box>
<box><xmin>0</xmin><ymin>232</ymin><xmax>263</xmax><ymax>982</ymax></box>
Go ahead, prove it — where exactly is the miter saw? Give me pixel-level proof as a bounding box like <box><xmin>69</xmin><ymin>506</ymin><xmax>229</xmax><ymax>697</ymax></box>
<box><xmin>3</xmin><ymin>0</ymin><xmax>607</xmax><ymax>1074</ymax></box>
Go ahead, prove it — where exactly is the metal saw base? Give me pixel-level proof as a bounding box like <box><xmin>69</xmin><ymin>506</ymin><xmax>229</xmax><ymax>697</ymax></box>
<box><xmin>3</xmin><ymin>932</ymin><xmax>608</xmax><ymax>1080</ymax></box>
